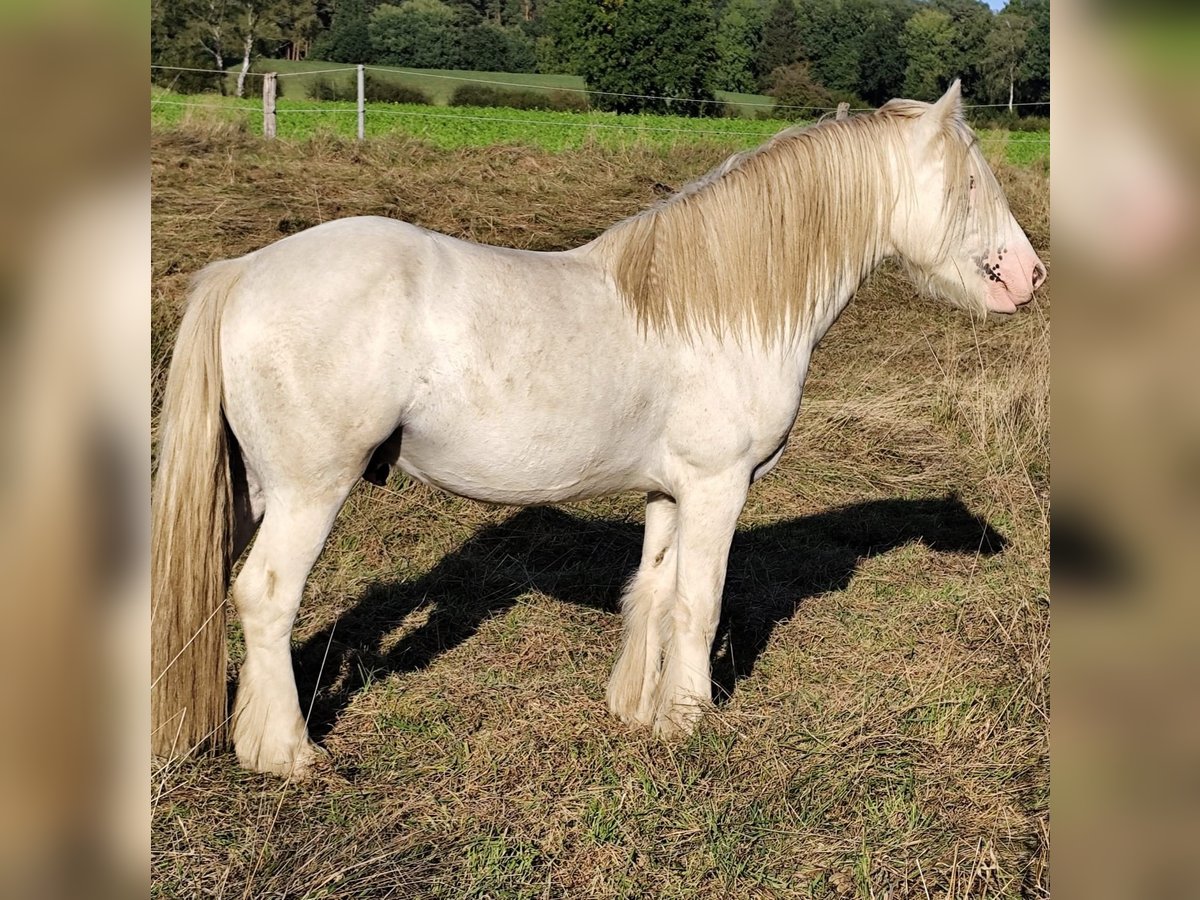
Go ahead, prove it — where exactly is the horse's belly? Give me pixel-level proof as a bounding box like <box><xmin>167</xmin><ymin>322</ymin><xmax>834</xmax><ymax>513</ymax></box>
<box><xmin>396</xmin><ymin>427</ymin><xmax>654</xmax><ymax>504</ymax></box>
<box><xmin>393</xmin><ymin>383</ymin><xmax>663</xmax><ymax>505</ymax></box>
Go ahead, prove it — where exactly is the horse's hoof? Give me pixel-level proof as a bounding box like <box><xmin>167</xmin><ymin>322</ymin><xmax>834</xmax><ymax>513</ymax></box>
<box><xmin>284</xmin><ymin>741</ymin><xmax>330</xmax><ymax>781</ymax></box>
<box><xmin>651</xmin><ymin>700</ymin><xmax>705</xmax><ymax>740</ymax></box>
<box><xmin>607</xmin><ymin>689</ymin><xmax>640</xmax><ymax>726</ymax></box>
<box><xmin>236</xmin><ymin>737</ymin><xmax>327</xmax><ymax>779</ymax></box>
<box><xmin>607</xmin><ymin>683</ymin><xmax>658</xmax><ymax>729</ymax></box>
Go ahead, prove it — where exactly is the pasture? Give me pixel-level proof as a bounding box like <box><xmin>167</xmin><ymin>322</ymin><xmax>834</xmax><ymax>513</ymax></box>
<box><xmin>220</xmin><ymin>59</ymin><xmax>776</xmax><ymax>112</ymax></box>
<box><xmin>151</xmin><ymin>122</ymin><xmax>1049</xmax><ymax>898</ymax></box>
<box><xmin>150</xmin><ymin>88</ymin><xmax>1050</xmax><ymax>164</ymax></box>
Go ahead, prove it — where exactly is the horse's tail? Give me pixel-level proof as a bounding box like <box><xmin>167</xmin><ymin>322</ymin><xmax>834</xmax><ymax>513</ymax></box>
<box><xmin>151</xmin><ymin>259</ymin><xmax>243</xmax><ymax>758</ymax></box>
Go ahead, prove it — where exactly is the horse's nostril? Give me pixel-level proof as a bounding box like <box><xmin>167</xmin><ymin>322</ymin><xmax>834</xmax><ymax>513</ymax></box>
<box><xmin>1032</xmin><ymin>262</ymin><xmax>1047</xmax><ymax>290</ymax></box>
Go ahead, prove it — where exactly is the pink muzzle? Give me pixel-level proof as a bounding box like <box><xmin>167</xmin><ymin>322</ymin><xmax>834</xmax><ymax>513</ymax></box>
<box><xmin>982</xmin><ymin>238</ymin><xmax>1047</xmax><ymax>314</ymax></box>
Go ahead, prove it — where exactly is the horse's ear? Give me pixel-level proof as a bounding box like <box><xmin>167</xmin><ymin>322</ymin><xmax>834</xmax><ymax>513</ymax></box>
<box><xmin>930</xmin><ymin>79</ymin><xmax>964</xmax><ymax>124</ymax></box>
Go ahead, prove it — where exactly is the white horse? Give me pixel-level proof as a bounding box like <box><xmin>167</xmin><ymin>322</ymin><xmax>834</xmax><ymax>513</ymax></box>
<box><xmin>152</xmin><ymin>82</ymin><xmax>1046</xmax><ymax>776</ymax></box>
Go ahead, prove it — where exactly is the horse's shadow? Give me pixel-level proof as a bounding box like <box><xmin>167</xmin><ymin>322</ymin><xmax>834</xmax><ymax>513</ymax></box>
<box><xmin>293</xmin><ymin>495</ymin><xmax>1005</xmax><ymax>741</ymax></box>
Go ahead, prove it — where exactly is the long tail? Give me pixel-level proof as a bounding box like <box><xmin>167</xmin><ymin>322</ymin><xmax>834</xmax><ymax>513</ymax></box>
<box><xmin>151</xmin><ymin>260</ymin><xmax>243</xmax><ymax>758</ymax></box>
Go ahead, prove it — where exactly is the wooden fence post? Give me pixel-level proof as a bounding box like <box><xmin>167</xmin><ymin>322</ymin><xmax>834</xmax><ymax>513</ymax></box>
<box><xmin>357</xmin><ymin>64</ymin><xmax>365</xmax><ymax>141</ymax></box>
<box><xmin>836</xmin><ymin>102</ymin><xmax>849</xmax><ymax>120</ymax></box>
<box><xmin>262</xmin><ymin>72</ymin><xmax>277</xmax><ymax>139</ymax></box>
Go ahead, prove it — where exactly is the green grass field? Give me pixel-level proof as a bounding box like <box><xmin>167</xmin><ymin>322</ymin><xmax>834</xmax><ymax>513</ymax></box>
<box><xmin>152</xmin><ymin>88</ymin><xmax>783</xmax><ymax>152</ymax></box>
<box><xmin>151</xmin><ymin>86</ymin><xmax>1049</xmax><ymax>163</ymax></box>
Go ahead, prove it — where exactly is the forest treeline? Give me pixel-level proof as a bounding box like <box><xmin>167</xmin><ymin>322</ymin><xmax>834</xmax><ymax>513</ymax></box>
<box><xmin>152</xmin><ymin>0</ymin><xmax>1049</xmax><ymax>117</ymax></box>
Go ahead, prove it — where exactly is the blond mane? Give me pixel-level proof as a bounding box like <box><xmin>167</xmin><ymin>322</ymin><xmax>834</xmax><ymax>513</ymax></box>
<box><xmin>594</xmin><ymin>101</ymin><xmax>992</xmax><ymax>340</ymax></box>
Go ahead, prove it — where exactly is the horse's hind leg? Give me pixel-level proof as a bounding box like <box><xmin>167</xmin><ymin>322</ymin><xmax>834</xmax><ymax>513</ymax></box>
<box><xmin>228</xmin><ymin>433</ymin><xmax>265</xmax><ymax>560</ymax></box>
<box><xmin>230</xmin><ymin>482</ymin><xmax>353</xmax><ymax>776</ymax></box>
<box><xmin>607</xmin><ymin>492</ymin><xmax>678</xmax><ymax>727</ymax></box>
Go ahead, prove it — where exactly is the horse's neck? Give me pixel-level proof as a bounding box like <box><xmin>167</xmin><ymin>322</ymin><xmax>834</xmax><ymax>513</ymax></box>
<box><xmin>755</xmin><ymin>149</ymin><xmax>896</xmax><ymax>352</ymax></box>
<box><xmin>788</xmin><ymin>233</ymin><xmax>891</xmax><ymax>358</ymax></box>
<box><xmin>806</xmin><ymin>277</ymin><xmax>862</xmax><ymax>348</ymax></box>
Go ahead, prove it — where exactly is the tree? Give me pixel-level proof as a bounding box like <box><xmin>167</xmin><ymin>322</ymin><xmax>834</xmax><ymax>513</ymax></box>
<box><xmin>542</xmin><ymin>0</ymin><xmax>591</xmax><ymax>74</ymax></box>
<box><xmin>929</xmin><ymin>0</ymin><xmax>992</xmax><ymax>100</ymax></box>
<box><xmin>900</xmin><ymin>7</ymin><xmax>957</xmax><ymax>100</ymax></box>
<box><xmin>796</xmin><ymin>0</ymin><xmax>858</xmax><ymax>95</ymax></box>
<box><xmin>757</xmin><ymin>0</ymin><xmax>801</xmax><ymax>83</ymax></box>
<box><xmin>460</xmin><ymin>21</ymin><xmax>538</xmax><ymax>71</ymax></box>
<box><xmin>150</xmin><ymin>0</ymin><xmax>1054</xmax><ymax>110</ymax></box>
<box><xmin>714</xmin><ymin>0</ymin><xmax>765</xmax><ymax>94</ymax></box>
<box><xmin>505</xmin><ymin>0</ymin><xmax>540</xmax><ymax>23</ymax></box>
<box><xmin>273</xmin><ymin>0</ymin><xmax>322</xmax><ymax>59</ymax></box>
<box><xmin>557</xmin><ymin>0</ymin><xmax>718</xmax><ymax>115</ymax></box>
<box><xmin>233</xmin><ymin>0</ymin><xmax>284</xmax><ymax>96</ymax></box>
<box><xmin>314</xmin><ymin>0</ymin><xmax>375</xmax><ymax>62</ymax></box>
<box><xmin>368</xmin><ymin>0</ymin><xmax>462</xmax><ymax>68</ymax></box>
<box><xmin>194</xmin><ymin>0</ymin><xmax>234</xmax><ymax>76</ymax></box>
<box><xmin>1003</xmin><ymin>0</ymin><xmax>1048</xmax><ymax>106</ymax></box>
<box><xmin>152</xmin><ymin>0</ymin><xmax>226</xmax><ymax>92</ymax></box>
<box><xmin>982</xmin><ymin>11</ymin><xmax>1028</xmax><ymax>111</ymax></box>
<box><xmin>851</xmin><ymin>0</ymin><xmax>916</xmax><ymax>105</ymax></box>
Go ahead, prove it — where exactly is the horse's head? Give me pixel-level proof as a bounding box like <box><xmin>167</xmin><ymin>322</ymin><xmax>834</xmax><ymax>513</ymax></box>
<box><xmin>888</xmin><ymin>81</ymin><xmax>1046</xmax><ymax>315</ymax></box>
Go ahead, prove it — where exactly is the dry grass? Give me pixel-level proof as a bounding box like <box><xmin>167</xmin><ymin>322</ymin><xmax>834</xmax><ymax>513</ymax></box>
<box><xmin>151</xmin><ymin>125</ymin><xmax>1049</xmax><ymax>899</ymax></box>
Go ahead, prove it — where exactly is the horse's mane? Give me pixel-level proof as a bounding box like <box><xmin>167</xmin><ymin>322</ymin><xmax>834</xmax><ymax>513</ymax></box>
<box><xmin>594</xmin><ymin>100</ymin><xmax>996</xmax><ymax>339</ymax></box>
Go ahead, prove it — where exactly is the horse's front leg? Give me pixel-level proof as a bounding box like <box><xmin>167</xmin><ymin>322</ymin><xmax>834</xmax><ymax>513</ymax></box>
<box><xmin>608</xmin><ymin>492</ymin><xmax>678</xmax><ymax>726</ymax></box>
<box><xmin>652</xmin><ymin>472</ymin><xmax>748</xmax><ymax>738</ymax></box>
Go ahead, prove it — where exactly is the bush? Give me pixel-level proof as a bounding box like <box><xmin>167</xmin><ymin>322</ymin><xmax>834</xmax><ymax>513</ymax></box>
<box><xmin>246</xmin><ymin>63</ymin><xmax>289</xmax><ymax>98</ymax></box>
<box><xmin>363</xmin><ymin>72</ymin><xmax>431</xmax><ymax>104</ymax></box>
<box><xmin>449</xmin><ymin>84</ymin><xmax>506</xmax><ymax>107</ymax></box>
<box><xmin>305</xmin><ymin>72</ymin><xmax>430</xmax><ymax>105</ymax></box>
<box><xmin>1015</xmin><ymin>115</ymin><xmax>1050</xmax><ymax>133</ymax></box>
<box><xmin>696</xmin><ymin>100</ymin><xmax>747</xmax><ymax>119</ymax></box>
<box><xmin>827</xmin><ymin>89</ymin><xmax>870</xmax><ymax>112</ymax></box>
<box><xmin>307</xmin><ymin>75</ymin><xmax>351</xmax><ymax>101</ymax></box>
<box><xmin>767</xmin><ymin>63</ymin><xmax>833</xmax><ymax>115</ymax></box>
<box><xmin>151</xmin><ymin>58</ymin><xmax>223</xmax><ymax>95</ymax></box>
<box><xmin>449</xmin><ymin>84</ymin><xmax>588</xmax><ymax>112</ymax></box>
<box><xmin>542</xmin><ymin>90</ymin><xmax>590</xmax><ymax>112</ymax></box>
<box><xmin>967</xmin><ymin>108</ymin><xmax>1049</xmax><ymax>132</ymax></box>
